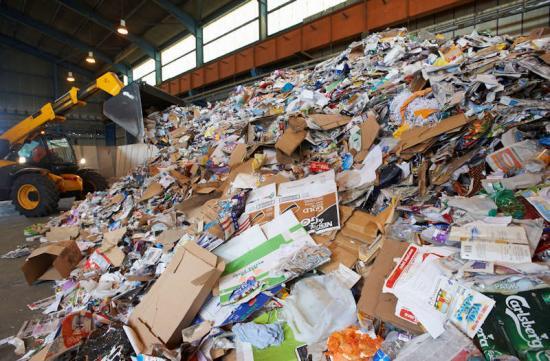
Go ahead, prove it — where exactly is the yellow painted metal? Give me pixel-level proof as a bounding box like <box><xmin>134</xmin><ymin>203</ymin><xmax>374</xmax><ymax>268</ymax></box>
<box><xmin>0</xmin><ymin>103</ymin><xmax>56</xmax><ymax>144</ymax></box>
<box><xmin>96</xmin><ymin>72</ymin><xmax>124</xmax><ymax>96</ymax></box>
<box><xmin>17</xmin><ymin>184</ymin><xmax>39</xmax><ymax>210</ymax></box>
<box><xmin>69</xmin><ymin>87</ymin><xmax>79</xmax><ymax>104</ymax></box>
<box><xmin>46</xmin><ymin>173</ymin><xmax>82</xmax><ymax>192</ymax></box>
<box><xmin>58</xmin><ymin>174</ymin><xmax>83</xmax><ymax>192</ymax></box>
<box><xmin>0</xmin><ymin>160</ymin><xmax>16</xmax><ymax>167</ymax></box>
<box><xmin>0</xmin><ymin>72</ymin><xmax>122</xmax><ymax>147</ymax></box>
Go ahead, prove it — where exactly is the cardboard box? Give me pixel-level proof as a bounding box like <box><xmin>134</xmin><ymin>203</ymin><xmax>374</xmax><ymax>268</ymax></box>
<box><xmin>247</xmin><ymin>115</ymin><xmax>279</xmax><ymax>145</ymax></box>
<box><xmin>278</xmin><ymin>170</ymin><xmax>340</xmax><ymax>234</ymax></box>
<box><xmin>214</xmin><ymin>211</ymin><xmax>316</xmax><ymax>305</ymax></box>
<box><xmin>275</xmin><ymin>128</ymin><xmax>307</xmax><ymax>156</ymax></box>
<box><xmin>21</xmin><ymin>240</ymin><xmax>83</xmax><ymax>285</ymax></box>
<box><xmin>356</xmin><ymin>238</ymin><xmax>424</xmax><ymax>334</ymax></box>
<box><xmin>128</xmin><ymin>241</ymin><xmax>224</xmax><ymax>353</ymax></box>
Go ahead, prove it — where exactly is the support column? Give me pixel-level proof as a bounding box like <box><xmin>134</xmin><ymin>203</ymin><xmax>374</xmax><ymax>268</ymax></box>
<box><xmin>196</xmin><ymin>26</ymin><xmax>204</xmax><ymax>67</ymax></box>
<box><xmin>154</xmin><ymin>52</ymin><xmax>162</xmax><ymax>85</ymax></box>
<box><xmin>259</xmin><ymin>0</ymin><xmax>268</xmax><ymax>40</ymax></box>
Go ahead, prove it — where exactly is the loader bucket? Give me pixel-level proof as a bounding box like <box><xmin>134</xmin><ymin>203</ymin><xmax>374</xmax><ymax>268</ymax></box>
<box><xmin>103</xmin><ymin>81</ymin><xmax>184</xmax><ymax>142</ymax></box>
<box><xmin>103</xmin><ymin>82</ymin><xmax>144</xmax><ymax>141</ymax></box>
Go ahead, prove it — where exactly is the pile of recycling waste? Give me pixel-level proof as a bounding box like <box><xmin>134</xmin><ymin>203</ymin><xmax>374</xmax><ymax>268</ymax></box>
<box><xmin>6</xmin><ymin>27</ymin><xmax>550</xmax><ymax>361</ymax></box>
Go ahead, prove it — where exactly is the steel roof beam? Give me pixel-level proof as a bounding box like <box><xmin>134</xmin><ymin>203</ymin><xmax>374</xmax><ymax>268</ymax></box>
<box><xmin>152</xmin><ymin>0</ymin><xmax>203</xmax><ymax>66</ymax></box>
<box><xmin>58</xmin><ymin>0</ymin><xmax>157</xmax><ymax>59</ymax></box>
<box><xmin>0</xmin><ymin>5</ymin><xmax>115</xmax><ymax>65</ymax></box>
<box><xmin>0</xmin><ymin>33</ymin><xmax>94</xmax><ymax>78</ymax></box>
<box><xmin>152</xmin><ymin>0</ymin><xmax>198</xmax><ymax>35</ymax></box>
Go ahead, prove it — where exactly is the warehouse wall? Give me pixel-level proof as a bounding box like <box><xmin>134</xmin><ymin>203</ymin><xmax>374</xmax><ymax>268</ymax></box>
<box><xmin>0</xmin><ymin>46</ymin><xmax>106</xmax><ymax>146</ymax></box>
<box><xmin>407</xmin><ymin>0</ymin><xmax>549</xmax><ymax>38</ymax></box>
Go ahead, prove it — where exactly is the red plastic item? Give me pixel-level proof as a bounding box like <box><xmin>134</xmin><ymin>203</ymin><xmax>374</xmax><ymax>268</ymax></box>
<box><xmin>309</xmin><ymin>161</ymin><xmax>331</xmax><ymax>173</ymax></box>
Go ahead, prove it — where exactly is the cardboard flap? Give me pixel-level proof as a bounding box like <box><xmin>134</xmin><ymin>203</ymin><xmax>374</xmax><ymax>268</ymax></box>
<box><xmin>140</xmin><ymin>182</ymin><xmax>163</xmax><ymax>202</ymax></box>
<box><xmin>184</xmin><ymin>241</ymin><xmax>218</xmax><ymax>267</ymax></box>
<box><xmin>21</xmin><ymin>253</ymin><xmax>57</xmax><ymax>284</ymax></box>
<box><xmin>275</xmin><ymin>129</ymin><xmax>306</xmax><ymax>156</ymax></box>
<box><xmin>191</xmin><ymin>268</ymin><xmax>220</xmax><ymax>285</ymax></box>
<box><xmin>157</xmin><ymin>228</ymin><xmax>186</xmax><ymax>245</ymax></box>
<box><xmin>357</xmin><ymin>238</ymin><xmax>424</xmax><ymax>334</ymax></box>
<box><xmin>28</xmin><ymin>244</ymin><xmax>66</xmax><ymax>258</ymax></box>
<box><xmin>229</xmin><ymin>143</ymin><xmax>247</xmax><ymax>167</ymax></box>
<box><xmin>46</xmin><ymin>226</ymin><xmax>79</xmax><ymax>242</ymax></box>
<box><xmin>103</xmin><ymin>227</ymin><xmax>127</xmax><ymax>246</ymax></box>
<box><xmin>52</xmin><ymin>241</ymin><xmax>83</xmax><ymax>278</ymax></box>
<box><xmin>360</xmin><ymin>113</ymin><xmax>380</xmax><ymax>152</ymax></box>
<box><xmin>397</xmin><ymin>113</ymin><xmax>470</xmax><ymax>151</ymax></box>
<box><xmin>309</xmin><ymin>114</ymin><xmax>352</xmax><ymax>130</ymax></box>
<box><xmin>38</xmin><ymin>266</ymin><xmax>62</xmax><ymax>281</ymax></box>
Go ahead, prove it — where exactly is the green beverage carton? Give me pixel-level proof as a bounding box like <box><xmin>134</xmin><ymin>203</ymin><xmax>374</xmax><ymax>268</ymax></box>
<box><xmin>476</xmin><ymin>288</ymin><xmax>550</xmax><ymax>360</ymax></box>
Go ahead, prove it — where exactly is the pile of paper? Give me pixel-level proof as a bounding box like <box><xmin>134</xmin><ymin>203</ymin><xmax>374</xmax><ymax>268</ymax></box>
<box><xmin>8</xmin><ymin>27</ymin><xmax>550</xmax><ymax>361</ymax></box>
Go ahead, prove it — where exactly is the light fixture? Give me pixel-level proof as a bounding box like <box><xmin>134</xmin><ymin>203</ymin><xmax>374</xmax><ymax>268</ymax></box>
<box><xmin>67</xmin><ymin>71</ymin><xmax>75</xmax><ymax>82</ymax></box>
<box><xmin>18</xmin><ymin>156</ymin><xmax>26</xmax><ymax>164</ymax></box>
<box><xmin>86</xmin><ymin>51</ymin><xmax>96</xmax><ymax>64</ymax></box>
<box><xmin>117</xmin><ymin>19</ymin><xmax>128</xmax><ymax>35</ymax></box>
<box><xmin>79</xmin><ymin>158</ymin><xmax>86</xmax><ymax>165</ymax></box>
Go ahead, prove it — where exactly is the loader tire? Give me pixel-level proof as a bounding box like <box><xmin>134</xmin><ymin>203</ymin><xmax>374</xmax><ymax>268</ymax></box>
<box><xmin>11</xmin><ymin>173</ymin><xmax>59</xmax><ymax>217</ymax></box>
<box><xmin>78</xmin><ymin>169</ymin><xmax>108</xmax><ymax>196</ymax></box>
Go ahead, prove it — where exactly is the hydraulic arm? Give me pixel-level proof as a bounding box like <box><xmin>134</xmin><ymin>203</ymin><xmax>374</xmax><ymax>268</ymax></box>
<box><xmin>0</xmin><ymin>72</ymin><xmax>124</xmax><ymax>146</ymax></box>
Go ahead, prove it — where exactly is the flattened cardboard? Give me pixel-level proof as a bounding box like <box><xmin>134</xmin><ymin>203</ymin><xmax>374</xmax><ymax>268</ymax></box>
<box><xmin>278</xmin><ymin>170</ymin><xmax>340</xmax><ymax>234</ymax></box>
<box><xmin>275</xmin><ymin>128</ymin><xmax>306</xmax><ymax>156</ymax></box>
<box><xmin>157</xmin><ymin>228</ymin><xmax>186</xmax><ymax>246</ymax></box>
<box><xmin>99</xmin><ymin>227</ymin><xmax>127</xmax><ymax>267</ymax></box>
<box><xmin>309</xmin><ymin>114</ymin><xmax>352</xmax><ymax>130</ymax></box>
<box><xmin>360</xmin><ymin>113</ymin><xmax>380</xmax><ymax>152</ymax></box>
<box><xmin>243</xmin><ymin>183</ymin><xmax>277</xmax><ymax>226</ymax></box>
<box><xmin>140</xmin><ymin>182</ymin><xmax>163</xmax><ymax>202</ymax></box>
<box><xmin>229</xmin><ymin>143</ymin><xmax>247</xmax><ymax>167</ymax></box>
<box><xmin>128</xmin><ymin>241</ymin><xmax>224</xmax><ymax>353</ymax></box>
<box><xmin>46</xmin><ymin>226</ymin><xmax>79</xmax><ymax>242</ymax></box>
<box><xmin>397</xmin><ymin>113</ymin><xmax>470</xmax><ymax>151</ymax></box>
<box><xmin>21</xmin><ymin>240</ymin><xmax>83</xmax><ymax>285</ymax></box>
<box><xmin>357</xmin><ymin>238</ymin><xmax>424</xmax><ymax>334</ymax></box>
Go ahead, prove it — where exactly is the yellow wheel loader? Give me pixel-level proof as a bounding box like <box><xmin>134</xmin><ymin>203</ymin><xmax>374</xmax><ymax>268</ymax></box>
<box><xmin>0</xmin><ymin>72</ymin><xmax>182</xmax><ymax>217</ymax></box>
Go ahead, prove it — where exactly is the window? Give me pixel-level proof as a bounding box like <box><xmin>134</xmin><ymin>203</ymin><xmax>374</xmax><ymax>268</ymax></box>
<box><xmin>204</xmin><ymin>1</ymin><xmax>258</xmax><ymax>43</ymax></box>
<box><xmin>162</xmin><ymin>52</ymin><xmax>196</xmax><ymax>80</ymax></box>
<box><xmin>132</xmin><ymin>59</ymin><xmax>156</xmax><ymax>85</ymax></box>
<box><xmin>161</xmin><ymin>35</ymin><xmax>196</xmax><ymax>81</ymax></box>
<box><xmin>268</xmin><ymin>0</ymin><xmax>347</xmax><ymax>35</ymax></box>
<box><xmin>204</xmin><ymin>21</ymin><xmax>259</xmax><ymax>62</ymax></box>
<box><xmin>203</xmin><ymin>1</ymin><xmax>260</xmax><ymax>62</ymax></box>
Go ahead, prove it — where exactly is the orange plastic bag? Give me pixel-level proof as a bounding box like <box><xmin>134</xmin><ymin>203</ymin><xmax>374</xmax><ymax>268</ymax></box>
<box><xmin>326</xmin><ymin>326</ymin><xmax>383</xmax><ymax>361</ymax></box>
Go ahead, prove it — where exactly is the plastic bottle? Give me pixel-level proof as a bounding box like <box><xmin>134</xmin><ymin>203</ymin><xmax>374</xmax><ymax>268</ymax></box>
<box><xmin>373</xmin><ymin>331</ymin><xmax>408</xmax><ymax>361</ymax></box>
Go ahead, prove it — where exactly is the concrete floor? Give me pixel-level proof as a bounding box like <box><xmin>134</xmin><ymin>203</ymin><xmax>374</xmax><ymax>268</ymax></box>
<box><xmin>0</xmin><ymin>200</ymin><xmax>73</xmax><ymax>361</ymax></box>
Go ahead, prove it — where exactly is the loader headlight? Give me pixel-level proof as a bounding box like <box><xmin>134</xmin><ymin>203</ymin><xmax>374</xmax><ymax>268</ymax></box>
<box><xmin>18</xmin><ymin>156</ymin><xmax>26</xmax><ymax>164</ymax></box>
<box><xmin>79</xmin><ymin>158</ymin><xmax>86</xmax><ymax>165</ymax></box>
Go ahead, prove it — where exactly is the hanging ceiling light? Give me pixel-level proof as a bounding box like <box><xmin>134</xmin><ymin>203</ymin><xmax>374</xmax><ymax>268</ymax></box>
<box><xmin>117</xmin><ymin>19</ymin><xmax>128</xmax><ymax>35</ymax></box>
<box><xmin>85</xmin><ymin>51</ymin><xmax>96</xmax><ymax>64</ymax></box>
<box><xmin>66</xmin><ymin>71</ymin><xmax>75</xmax><ymax>82</ymax></box>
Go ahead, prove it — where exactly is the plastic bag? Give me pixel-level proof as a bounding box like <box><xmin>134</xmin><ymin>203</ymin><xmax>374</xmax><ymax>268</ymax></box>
<box><xmin>280</xmin><ymin>275</ymin><xmax>356</xmax><ymax>343</ymax></box>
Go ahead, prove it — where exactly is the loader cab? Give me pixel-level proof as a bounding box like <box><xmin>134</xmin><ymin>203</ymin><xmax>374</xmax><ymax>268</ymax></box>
<box><xmin>9</xmin><ymin>133</ymin><xmax>79</xmax><ymax>174</ymax></box>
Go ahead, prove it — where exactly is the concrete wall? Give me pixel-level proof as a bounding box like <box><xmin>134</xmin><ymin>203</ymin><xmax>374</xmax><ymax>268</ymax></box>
<box><xmin>73</xmin><ymin>143</ymin><xmax>159</xmax><ymax>180</ymax></box>
<box><xmin>0</xmin><ymin>46</ymin><xmax>106</xmax><ymax>146</ymax></box>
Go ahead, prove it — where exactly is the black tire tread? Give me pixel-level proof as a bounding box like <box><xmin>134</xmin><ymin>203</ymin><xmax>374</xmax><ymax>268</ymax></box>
<box><xmin>78</xmin><ymin>169</ymin><xmax>108</xmax><ymax>195</ymax></box>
